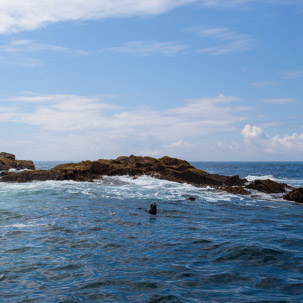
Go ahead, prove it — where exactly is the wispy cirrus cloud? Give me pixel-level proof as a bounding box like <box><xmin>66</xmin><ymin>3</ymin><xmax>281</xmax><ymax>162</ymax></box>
<box><xmin>0</xmin><ymin>0</ymin><xmax>300</xmax><ymax>35</ymax></box>
<box><xmin>106</xmin><ymin>41</ymin><xmax>190</xmax><ymax>56</ymax></box>
<box><xmin>1</xmin><ymin>39</ymin><xmax>68</xmax><ymax>53</ymax></box>
<box><xmin>200</xmin><ymin>0</ymin><xmax>301</xmax><ymax>7</ymax></box>
<box><xmin>188</xmin><ymin>26</ymin><xmax>255</xmax><ymax>55</ymax></box>
<box><xmin>262</xmin><ymin>98</ymin><xmax>295</xmax><ymax>104</ymax></box>
<box><xmin>251</xmin><ymin>80</ymin><xmax>276</xmax><ymax>88</ymax></box>
<box><xmin>1</xmin><ymin>92</ymin><xmax>247</xmax><ymax>140</ymax></box>
<box><xmin>280</xmin><ymin>70</ymin><xmax>303</xmax><ymax>79</ymax></box>
<box><xmin>0</xmin><ymin>39</ymin><xmax>87</xmax><ymax>67</ymax></box>
<box><xmin>0</xmin><ymin>92</ymin><xmax>250</xmax><ymax>159</ymax></box>
<box><xmin>0</xmin><ymin>0</ymin><xmax>197</xmax><ymax>34</ymax></box>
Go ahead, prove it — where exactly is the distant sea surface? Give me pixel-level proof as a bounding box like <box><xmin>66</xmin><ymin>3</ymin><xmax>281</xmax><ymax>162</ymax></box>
<box><xmin>1</xmin><ymin>161</ymin><xmax>303</xmax><ymax>302</ymax></box>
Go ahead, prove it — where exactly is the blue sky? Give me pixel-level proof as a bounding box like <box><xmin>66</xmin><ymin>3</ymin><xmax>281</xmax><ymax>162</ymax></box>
<box><xmin>0</xmin><ymin>0</ymin><xmax>302</xmax><ymax>161</ymax></box>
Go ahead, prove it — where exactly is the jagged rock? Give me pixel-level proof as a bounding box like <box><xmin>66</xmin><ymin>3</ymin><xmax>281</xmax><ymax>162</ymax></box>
<box><xmin>15</xmin><ymin>160</ymin><xmax>35</xmax><ymax>170</ymax></box>
<box><xmin>0</xmin><ymin>157</ymin><xmax>15</xmax><ymax>170</ymax></box>
<box><xmin>3</xmin><ymin>155</ymin><xmax>300</xmax><ymax>203</ymax></box>
<box><xmin>224</xmin><ymin>186</ymin><xmax>249</xmax><ymax>195</ymax></box>
<box><xmin>0</xmin><ymin>152</ymin><xmax>35</xmax><ymax>171</ymax></box>
<box><xmin>0</xmin><ymin>155</ymin><xmax>247</xmax><ymax>187</ymax></box>
<box><xmin>0</xmin><ymin>152</ymin><xmax>15</xmax><ymax>160</ymax></box>
<box><xmin>245</xmin><ymin>179</ymin><xmax>288</xmax><ymax>194</ymax></box>
<box><xmin>283</xmin><ymin>188</ymin><xmax>303</xmax><ymax>203</ymax></box>
<box><xmin>224</xmin><ymin>175</ymin><xmax>247</xmax><ymax>187</ymax></box>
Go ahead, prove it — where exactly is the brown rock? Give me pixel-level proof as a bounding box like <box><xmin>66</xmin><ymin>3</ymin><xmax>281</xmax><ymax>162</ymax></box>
<box><xmin>0</xmin><ymin>152</ymin><xmax>15</xmax><ymax>160</ymax></box>
<box><xmin>283</xmin><ymin>188</ymin><xmax>303</xmax><ymax>203</ymax></box>
<box><xmin>224</xmin><ymin>175</ymin><xmax>247</xmax><ymax>187</ymax></box>
<box><xmin>15</xmin><ymin>160</ymin><xmax>35</xmax><ymax>170</ymax></box>
<box><xmin>0</xmin><ymin>152</ymin><xmax>35</xmax><ymax>171</ymax></box>
<box><xmin>224</xmin><ymin>186</ymin><xmax>249</xmax><ymax>195</ymax></box>
<box><xmin>246</xmin><ymin>179</ymin><xmax>288</xmax><ymax>193</ymax></box>
<box><xmin>0</xmin><ymin>157</ymin><xmax>15</xmax><ymax>170</ymax></box>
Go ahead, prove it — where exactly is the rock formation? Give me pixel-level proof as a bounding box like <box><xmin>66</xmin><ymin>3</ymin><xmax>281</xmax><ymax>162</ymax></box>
<box><xmin>245</xmin><ymin>179</ymin><xmax>289</xmax><ymax>194</ymax></box>
<box><xmin>0</xmin><ymin>154</ymin><xmax>301</xmax><ymax>204</ymax></box>
<box><xmin>0</xmin><ymin>155</ymin><xmax>247</xmax><ymax>186</ymax></box>
<box><xmin>283</xmin><ymin>188</ymin><xmax>303</xmax><ymax>203</ymax></box>
<box><xmin>0</xmin><ymin>152</ymin><xmax>35</xmax><ymax>171</ymax></box>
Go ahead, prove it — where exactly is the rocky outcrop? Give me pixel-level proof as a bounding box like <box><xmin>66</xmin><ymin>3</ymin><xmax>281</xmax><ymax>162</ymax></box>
<box><xmin>0</xmin><ymin>155</ymin><xmax>246</xmax><ymax>187</ymax></box>
<box><xmin>0</xmin><ymin>154</ymin><xmax>301</xmax><ymax>204</ymax></box>
<box><xmin>245</xmin><ymin>179</ymin><xmax>289</xmax><ymax>194</ymax></box>
<box><xmin>283</xmin><ymin>188</ymin><xmax>303</xmax><ymax>203</ymax></box>
<box><xmin>0</xmin><ymin>152</ymin><xmax>35</xmax><ymax>171</ymax></box>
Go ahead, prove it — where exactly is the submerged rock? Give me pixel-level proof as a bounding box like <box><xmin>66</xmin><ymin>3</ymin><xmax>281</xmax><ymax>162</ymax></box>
<box><xmin>283</xmin><ymin>188</ymin><xmax>303</xmax><ymax>203</ymax></box>
<box><xmin>0</xmin><ymin>152</ymin><xmax>35</xmax><ymax>171</ymax></box>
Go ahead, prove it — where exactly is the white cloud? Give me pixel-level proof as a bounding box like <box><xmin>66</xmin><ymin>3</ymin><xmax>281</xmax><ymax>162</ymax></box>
<box><xmin>170</xmin><ymin>140</ymin><xmax>196</xmax><ymax>148</ymax></box>
<box><xmin>0</xmin><ymin>55</ymin><xmax>41</xmax><ymax>67</ymax></box>
<box><xmin>270</xmin><ymin>133</ymin><xmax>303</xmax><ymax>152</ymax></box>
<box><xmin>241</xmin><ymin>124</ymin><xmax>303</xmax><ymax>154</ymax></box>
<box><xmin>262</xmin><ymin>98</ymin><xmax>294</xmax><ymax>104</ymax></box>
<box><xmin>188</xmin><ymin>26</ymin><xmax>255</xmax><ymax>55</ymax></box>
<box><xmin>0</xmin><ymin>0</ymin><xmax>198</xmax><ymax>34</ymax></box>
<box><xmin>0</xmin><ymin>0</ymin><xmax>300</xmax><ymax>35</ymax></box>
<box><xmin>241</xmin><ymin>124</ymin><xmax>267</xmax><ymax>139</ymax></box>
<box><xmin>251</xmin><ymin>81</ymin><xmax>276</xmax><ymax>88</ymax></box>
<box><xmin>107</xmin><ymin>41</ymin><xmax>190</xmax><ymax>56</ymax></box>
<box><xmin>281</xmin><ymin>70</ymin><xmax>303</xmax><ymax>80</ymax></box>
<box><xmin>0</xmin><ymin>39</ymin><xmax>86</xmax><ymax>67</ymax></box>
<box><xmin>200</xmin><ymin>0</ymin><xmax>302</xmax><ymax>8</ymax></box>
<box><xmin>0</xmin><ymin>92</ymin><xmax>248</xmax><ymax>159</ymax></box>
<box><xmin>2</xmin><ymin>40</ymin><xmax>68</xmax><ymax>53</ymax></box>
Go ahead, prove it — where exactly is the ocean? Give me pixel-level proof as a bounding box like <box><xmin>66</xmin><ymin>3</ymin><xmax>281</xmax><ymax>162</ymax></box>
<box><xmin>0</xmin><ymin>161</ymin><xmax>303</xmax><ymax>302</ymax></box>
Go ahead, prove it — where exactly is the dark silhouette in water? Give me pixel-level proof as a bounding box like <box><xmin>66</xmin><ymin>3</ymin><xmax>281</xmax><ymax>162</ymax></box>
<box><xmin>148</xmin><ymin>203</ymin><xmax>157</xmax><ymax>215</ymax></box>
<box><xmin>187</xmin><ymin>196</ymin><xmax>196</xmax><ymax>201</ymax></box>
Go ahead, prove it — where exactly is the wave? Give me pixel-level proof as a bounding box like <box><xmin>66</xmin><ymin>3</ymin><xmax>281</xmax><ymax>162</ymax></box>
<box><xmin>0</xmin><ymin>175</ymin><xmax>238</xmax><ymax>204</ymax></box>
<box><xmin>0</xmin><ymin>175</ymin><xmax>297</xmax><ymax>206</ymax></box>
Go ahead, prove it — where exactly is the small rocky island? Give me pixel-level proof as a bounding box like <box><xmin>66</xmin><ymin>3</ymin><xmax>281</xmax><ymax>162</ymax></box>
<box><xmin>0</xmin><ymin>153</ymin><xmax>302</xmax><ymax>203</ymax></box>
<box><xmin>0</xmin><ymin>152</ymin><xmax>35</xmax><ymax>171</ymax></box>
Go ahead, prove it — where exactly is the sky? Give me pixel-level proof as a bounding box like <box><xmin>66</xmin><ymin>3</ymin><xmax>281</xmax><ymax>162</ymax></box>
<box><xmin>0</xmin><ymin>0</ymin><xmax>302</xmax><ymax>161</ymax></box>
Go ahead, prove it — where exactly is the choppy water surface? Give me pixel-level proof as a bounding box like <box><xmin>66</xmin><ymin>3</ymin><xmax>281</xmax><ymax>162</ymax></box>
<box><xmin>0</xmin><ymin>162</ymin><xmax>303</xmax><ymax>302</ymax></box>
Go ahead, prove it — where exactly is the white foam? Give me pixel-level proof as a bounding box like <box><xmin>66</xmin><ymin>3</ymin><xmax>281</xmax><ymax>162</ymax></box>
<box><xmin>8</xmin><ymin>168</ymin><xmax>30</xmax><ymax>173</ymax></box>
<box><xmin>0</xmin><ymin>174</ymin><xmax>298</xmax><ymax>205</ymax></box>
<box><xmin>245</xmin><ymin>175</ymin><xmax>276</xmax><ymax>182</ymax></box>
<box><xmin>245</xmin><ymin>174</ymin><xmax>303</xmax><ymax>188</ymax></box>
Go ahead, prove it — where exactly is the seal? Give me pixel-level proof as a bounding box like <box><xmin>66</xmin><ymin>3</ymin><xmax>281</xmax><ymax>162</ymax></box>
<box><xmin>148</xmin><ymin>202</ymin><xmax>157</xmax><ymax>215</ymax></box>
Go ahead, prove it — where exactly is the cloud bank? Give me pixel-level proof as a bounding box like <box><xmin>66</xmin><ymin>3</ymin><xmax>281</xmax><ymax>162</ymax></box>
<box><xmin>241</xmin><ymin>124</ymin><xmax>303</xmax><ymax>154</ymax></box>
<box><xmin>0</xmin><ymin>92</ymin><xmax>246</xmax><ymax>159</ymax></box>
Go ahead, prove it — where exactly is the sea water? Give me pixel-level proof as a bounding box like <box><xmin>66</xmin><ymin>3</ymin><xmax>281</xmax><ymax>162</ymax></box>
<box><xmin>0</xmin><ymin>162</ymin><xmax>303</xmax><ymax>302</ymax></box>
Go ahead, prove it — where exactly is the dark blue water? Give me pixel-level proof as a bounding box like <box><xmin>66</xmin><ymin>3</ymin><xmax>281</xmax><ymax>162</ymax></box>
<box><xmin>0</xmin><ymin>162</ymin><xmax>303</xmax><ymax>302</ymax></box>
